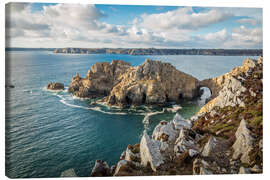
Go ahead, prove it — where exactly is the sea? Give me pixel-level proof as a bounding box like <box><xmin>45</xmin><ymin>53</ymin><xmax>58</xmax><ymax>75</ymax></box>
<box><xmin>5</xmin><ymin>50</ymin><xmax>258</xmax><ymax>178</ymax></box>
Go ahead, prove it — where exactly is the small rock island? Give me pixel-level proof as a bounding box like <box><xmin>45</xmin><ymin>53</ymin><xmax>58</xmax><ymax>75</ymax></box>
<box><xmin>68</xmin><ymin>59</ymin><xmax>200</xmax><ymax>107</ymax></box>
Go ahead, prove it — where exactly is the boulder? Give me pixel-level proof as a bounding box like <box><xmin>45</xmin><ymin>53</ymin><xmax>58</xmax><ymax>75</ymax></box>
<box><xmin>113</xmin><ymin>160</ymin><xmax>142</xmax><ymax>176</ymax></box>
<box><xmin>232</xmin><ymin>119</ymin><xmax>254</xmax><ymax>164</ymax></box>
<box><xmin>140</xmin><ymin>132</ymin><xmax>164</xmax><ymax>171</ymax></box>
<box><xmin>47</xmin><ymin>82</ymin><xmax>64</xmax><ymax>90</ymax></box>
<box><xmin>152</xmin><ymin>121</ymin><xmax>178</xmax><ymax>143</ymax></box>
<box><xmin>172</xmin><ymin>113</ymin><xmax>192</xmax><ymax>130</ymax></box>
<box><xmin>61</xmin><ymin>168</ymin><xmax>77</xmax><ymax>177</ymax></box>
<box><xmin>90</xmin><ymin>160</ymin><xmax>112</xmax><ymax>176</ymax></box>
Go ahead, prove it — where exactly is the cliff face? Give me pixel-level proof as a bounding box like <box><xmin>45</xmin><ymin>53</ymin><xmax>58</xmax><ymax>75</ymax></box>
<box><xmin>69</xmin><ymin>59</ymin><xmax>200</xmax><ymax>106</ymax></box>
<box><xmin>85</xmin><ymin>57</ymin><xmax>262</xmax><ymax>177</ymax></box>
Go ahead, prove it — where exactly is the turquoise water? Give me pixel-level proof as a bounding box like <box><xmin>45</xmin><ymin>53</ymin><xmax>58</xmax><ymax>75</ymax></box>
<box><xmin>5</xmin><ymin>51</ymin><xmax>257</xmax><ymax>178</ymax></box>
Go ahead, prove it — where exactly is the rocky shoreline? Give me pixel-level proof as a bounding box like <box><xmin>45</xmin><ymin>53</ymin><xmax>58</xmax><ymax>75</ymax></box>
<box><xmin>58</xmin><ymin>56</ymin><xmax>263</xmax><ymax>177</ymax></box>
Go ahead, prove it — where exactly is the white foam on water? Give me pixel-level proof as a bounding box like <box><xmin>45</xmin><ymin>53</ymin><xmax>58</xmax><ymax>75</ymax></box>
<box><xmin>165</xmin><ymin>104</ymin><xmax>182</xmax><ymax>113</ymax></box>
<box><xmin>142</xmin><ymin>109</ymin><xmax>165</xmax><ymax>131</ymax></box>
<box><xmin>42</xmin><ymin>86</ymin><xmax>65</xmax><ymax>93</ymax></box>
<box><xmin>72</xmin><ymin>95</ymin><xmax>90</xmax><ymax>100</ymax></box>
<box><xmin>56</xmin><ymin>94</ymin><xmax>128</xmax><ymax>115</ymax></box>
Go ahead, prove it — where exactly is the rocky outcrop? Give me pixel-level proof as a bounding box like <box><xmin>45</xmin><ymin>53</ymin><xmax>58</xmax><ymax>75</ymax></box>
<box><xmin>47</xmin><ymin>82</ymin><xmax>64</xmax><ymax>90</ymax></box>
<box><xmin>140</xmin><ymin>132</ymin><xmax>164</xmax><ymax>171</ymax></box>
<box><xmin>106</xmin><ymin>59</ymin><xmax>200</xmax><ymax>107</ymax></box>
<box><xmin>198</xmin><ymin>58</ymin><xmax>258</xmax><ymax>114</ymax></box>
<box><xmin>90</xmin><ymin>160</ymin><xmax>112</xmax><ymax>176</ymax></box>
<box><xmin>232</xmin><ymin>119</ymin><xmax>254</xmax><ymax>164</ymax></box>
<box><xmin>60</xmin><ymin>168</ymin><xmax>77</xmax><ymax>177</ymax></box>
<box><xmin>68</xmin><ymin>60</ymin><xmax>131</xmax><ymax>98</ymax></box>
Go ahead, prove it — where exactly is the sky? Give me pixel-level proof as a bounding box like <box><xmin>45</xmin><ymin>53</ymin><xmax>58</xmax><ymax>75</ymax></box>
<box><xmin>5</xmin><ymin>3</ymin><xmax>263</xmax><ymax>49</ymax></box>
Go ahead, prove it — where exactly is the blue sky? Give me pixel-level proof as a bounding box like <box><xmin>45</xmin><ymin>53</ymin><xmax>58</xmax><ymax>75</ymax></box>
<box><xmin>6</xmin><ymin>3</ymin><xmax>262</xmax><ymax>48</ymax></box>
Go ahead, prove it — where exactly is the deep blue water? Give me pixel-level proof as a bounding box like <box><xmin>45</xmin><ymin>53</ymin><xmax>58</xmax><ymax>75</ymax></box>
<box><xmin>5</xmin><ymin>51</ymin><xmax>257</xmax><ymax>178</ymax></box>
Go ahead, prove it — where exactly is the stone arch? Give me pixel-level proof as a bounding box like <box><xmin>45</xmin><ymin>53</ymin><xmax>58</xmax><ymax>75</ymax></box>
<box><xmin>198</xmin><ymin>78</ymin><xmax>223</xmax><ymax>99</ymax></box>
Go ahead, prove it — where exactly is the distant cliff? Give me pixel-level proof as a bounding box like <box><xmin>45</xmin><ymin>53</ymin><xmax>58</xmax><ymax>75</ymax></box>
<box><xmin>53</xmin><ymin>48</ymin><xmax>262</xmax><ymax>56</ymax></box>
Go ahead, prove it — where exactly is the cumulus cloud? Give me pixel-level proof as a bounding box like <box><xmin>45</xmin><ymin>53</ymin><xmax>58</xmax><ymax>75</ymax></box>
<box><xmin>198</xmin><ymin>26</ymin><xmax>262</xmax><ymax>48</ymax></box>
<box><xmin>5</xmin><ymin>3</ymin><xmax>262</xmax><ymax>48</ymax></box>
<box><xmin>134</xmin><ymin>7</ymin><xmax>233</xmax><ymax>30</ymax></box>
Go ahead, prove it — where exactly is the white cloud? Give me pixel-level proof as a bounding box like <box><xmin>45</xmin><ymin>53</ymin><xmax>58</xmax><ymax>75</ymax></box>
<box><xmin>5</xmin><ymin>3</ymin><xmax>262</xmax><ymax>49</ymax></box>
<box><xmin>135</xmin><ymin>7</ymin><xmax>233</xmax><ymax>30</ymax></box>
<box><xmin>237</xmin><ymin>18</ymin><xmax>261</xmax><ymax>26</ymax></box>
<box><xmin>199</xmin><ymin>26</ymin><xmax>262</xmax><ymax>48</ymax></box>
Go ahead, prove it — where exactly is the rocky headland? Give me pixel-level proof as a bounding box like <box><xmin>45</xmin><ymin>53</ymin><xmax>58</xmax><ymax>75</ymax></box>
<box><xmin>59</xmin><ymin>56</ymin><xmax>263</xmax><ymax>177</ymax></box>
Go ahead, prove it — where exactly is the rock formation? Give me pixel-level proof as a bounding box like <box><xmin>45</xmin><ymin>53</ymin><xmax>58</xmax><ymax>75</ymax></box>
<box><xmin>106</xmin><ymin>59</ymin><xmax>199</xmax><ymax>107</ymax></box>
<box><xmin>68</xmin><ymin>59</ymin><xmax>200</xmax><ymax>106</ymax></box>
<box><xmin>90</xmin><ymin>160</ymin><xmax>112</xmax><ymax>176</ymax></box>
<box><xmin>47</xmin><ymin>82</ymin><xmax>64</xmax><ymax>90</ymax></box>
<box><xmin>60</xmin><ymin>168</ymin><xmax>77</xmax><ymax>177</ymax></box>
<box><xmin>68</xmin><ymin>60</ymin><xmax>131</xmax><ymax>98</ymax></box>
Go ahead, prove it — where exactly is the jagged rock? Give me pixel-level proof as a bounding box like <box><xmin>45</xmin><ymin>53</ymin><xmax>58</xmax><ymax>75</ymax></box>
<box><xmin>172</xmin><ymin>113</ymin><xmax>192</xmax><ymax>130</ymax></box>
<box><xmin>193</xmin><ymin>158</ymin><xmax>213</xmax><ymax>175</ymax></box>
<box><xmin>152</xmin><ymin>121</ymin><xmax>178</xmax><ymax>142</ymax></box>
<box><xmin>47</xmin><ymin>82</ymin><xmax>64</xmax><ymax>90</ymax></box>
<box><xmin>125</xmin><ymin>147</ymin><xmax>140</xmax><ymax>162</ymax></box>
<box><xmin>107</xmin><ymin>59</ymin><xmax>199</xmax><ymax>107</ymax></box>
<box><xmin>238</xmin><ymin>167</ymin><xmax>250</xmax><ymax>174</ymax></box>
<box><xmin>140</xmin><ymin>132</ymin><xmax>164</xmax><ymax>171</ymax></box>
<box><xmin>250</xmin><ymin>164</ymin><xmax>262</xmax><ymax>173</ymax></box>
<box><xmin>202</xmin><ymin>136</ymin><xmax>218</xmax><ymax>157</ymax></box>
<box><xmin>68</xmin><ymin>60</ymin><xmax>131</xmax><ymax>98</ymax></box>
<box><xmin>61</xmin><ymin>168</ymin><xmax>77</xmax><ymax>177</ymax></box>
<box><xmin>90</xmin><ymin>160</ymin><xmax>112</xmax><ymax>176</ymax></box>
<box><xmin>113</xmin><ymin>160</ymin><xmax>142</xmax><ymax>176</ymax></box>
<box><xmin>160</xmin><ymin>142</ymin><xmax>169</xmax><ymax>152</ymax></box>
<box><xmin>199</xmin><ymin>76</ymin><xmax>246</xmax><ymax>114</ymax></box>
<box><xmin>257</xmin><ymin>56</ymin><xmax>263</xmax><ymax>65</ymax></box>
<box><xmin>232</xmin><ymin>119</ymin><xmax>254</xmax><ymax>164</ymax></box>
<box><xmin>120</xmin><ymin>151</ymin><xmax>126</xmax><ymax>160</ymax></box>
<box><xmin>198</xmin><ymin>58</ymin><xmax>261</xmax><ymax>114</ymax></box>
<box><xmin>200</xmin><ymin>167</ymin><xmax>213</xmax><ymax>175</ymax></box>
<box><xmin>174</xmin><ymin>128</ymin><xmax>199</xmax><ymax>157</ymax></box>
<box><xmin>188</xmin><ymin>149</ymin><xmax>199</xmax><ymax>157</ymax></box>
